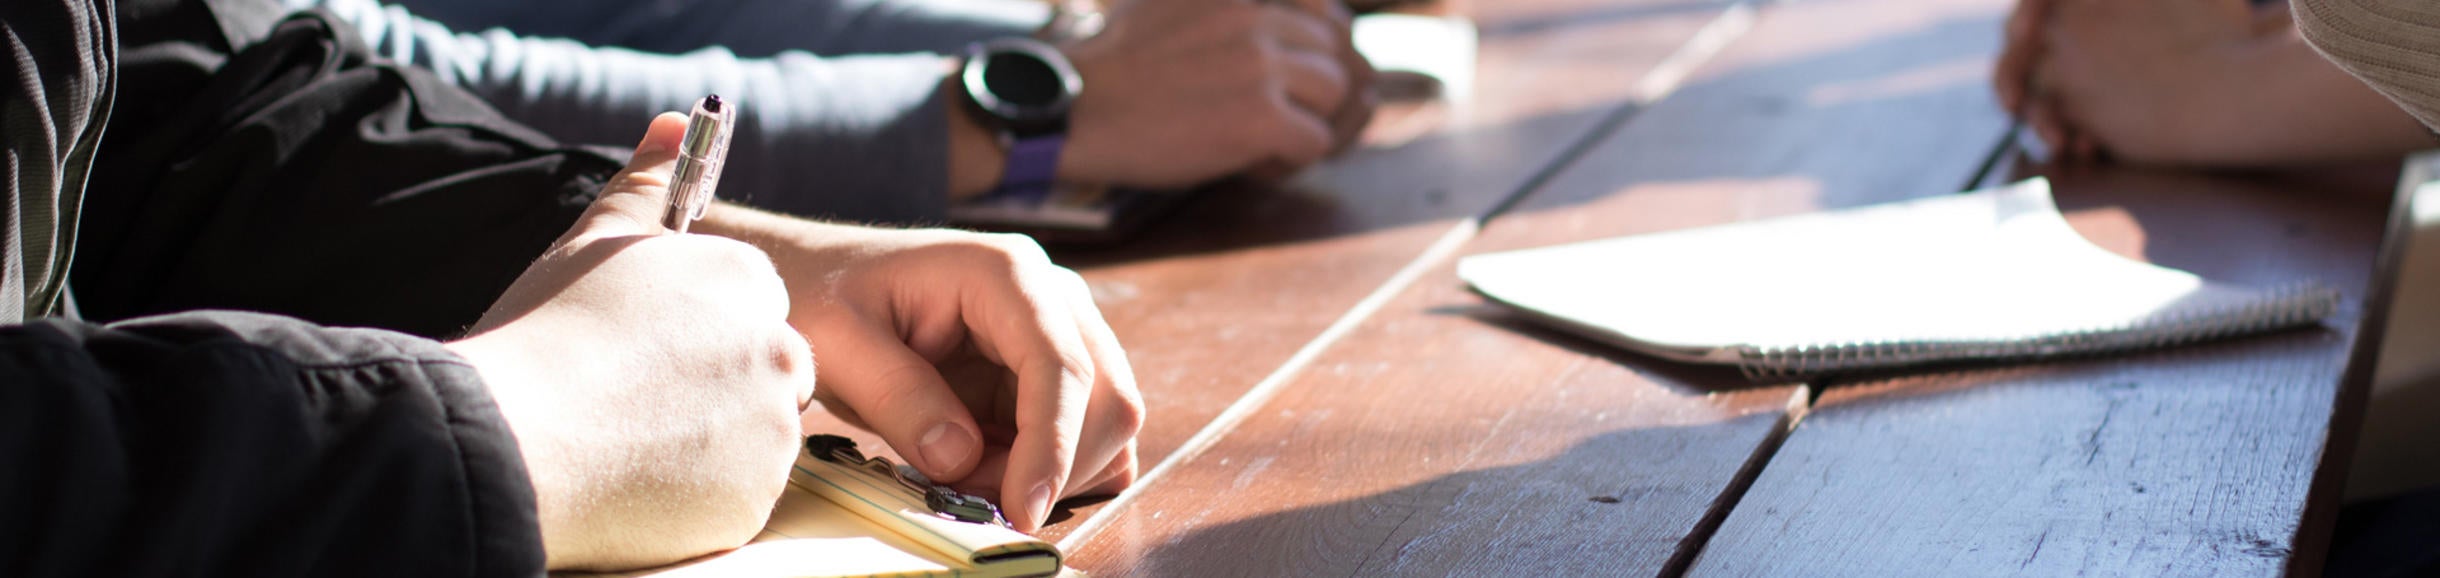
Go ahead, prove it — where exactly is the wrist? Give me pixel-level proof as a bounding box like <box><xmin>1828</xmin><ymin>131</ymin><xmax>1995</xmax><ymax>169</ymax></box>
<box><xmin>945</xmin><ymin>69</ymin><xmax>1009</xmax><ymax>201</ymax></box>
<box><xmin>444</xmin><ymin>334</ymin><xmax>582</xmax><ymax>567</ymax></box>
<box><xmin>695</xmin><ymin>202</ymin><xmax>880</xmax><ymax>273</ymax></box>
<box><xmin>947</xmin><ymin>39</ymin><xmax>1087</xmax><ymax>199</ymax></box>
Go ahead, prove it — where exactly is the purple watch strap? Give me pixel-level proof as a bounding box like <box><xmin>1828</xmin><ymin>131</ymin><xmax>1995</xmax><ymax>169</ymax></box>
<box><xmin>996</xmin><ymin>133</ymin><xmax>1066</xmax><ymax>199</ymax></box>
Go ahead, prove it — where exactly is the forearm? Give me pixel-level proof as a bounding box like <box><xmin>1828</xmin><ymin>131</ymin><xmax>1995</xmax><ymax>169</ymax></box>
<box><xmin>946</xmin><ymin>70</ymin><xmax>1010</xmax><ymax>200</ymax></box>
<box><xmin>460</xmin><ymin>44</ymin><xmax>963</xmax><ymax>223</ymax></box>
<box><xmin>386</xmin><ymin>0</ymin><xmax>1046</xmax><ymax>58</ymax></box>
<box><xmin>695</xmin><ymin>201</ymin><xmax>880</xmax><ymax>254</ymax></box>
<box><xmin>308</xmin><ymin>0</ymin><xmax>974</xmax><ymax>223</ymax></box>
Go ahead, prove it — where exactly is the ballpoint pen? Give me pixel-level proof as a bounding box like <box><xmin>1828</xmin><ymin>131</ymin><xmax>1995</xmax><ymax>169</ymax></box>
<box><xmin>663</xmin><ymin>94</ymin><xmax>735</xmax><ymax>234</ymax></box>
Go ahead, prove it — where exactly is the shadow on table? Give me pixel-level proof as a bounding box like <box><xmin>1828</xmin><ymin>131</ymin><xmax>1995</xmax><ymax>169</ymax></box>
<box><xmin>1050</xmin><ymin>104</ymin><xmax>1627</xmax><ymax>269</ymax></box>
<box><xmin>1102</xmin><ymin>419</ymin><xmax>1784</xmax><ymax>577</ymax></box>
<box><xmin>1427</xmin><ymin>301</ymin><xmax>1780</xmax><ymax>392</ymax></box>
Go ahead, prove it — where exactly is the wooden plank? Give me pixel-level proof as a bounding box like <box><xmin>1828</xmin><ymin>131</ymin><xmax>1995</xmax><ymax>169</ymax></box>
<box><xmin>1061</xmin><ymin>266</ymin><xmax>1801</xmax><ymax>575</ymax></box>
<box><xmin>1689</xmin><ymin>165</ymin><xmax>2401</xmax><ymax>577</ymax></box>
<box><xmin>799</xmin><ymin>0</ymin><xmax>1752</xmax><ymax>542</ymax></box>
<box><xmin>1054</xmin><ymin>0</ymin><xmax>1743</xmax><ymax>480</ymax></box>
<box><xmin>1493</xmin><ymin>0</ymin><xmax>2016</xmax><ymax>218</ymax></box>
<box><xmin>1060</xmin><ymin>0</ymin><xmax>2016</xmax><ymax>573</ymax></box>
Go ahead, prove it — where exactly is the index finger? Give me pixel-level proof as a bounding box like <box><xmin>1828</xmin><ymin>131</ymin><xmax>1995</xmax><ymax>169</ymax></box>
<box><xmin>968</xmin><ymin>264</ymin><xmax>1098</xmax><ymax>531</ymax></box>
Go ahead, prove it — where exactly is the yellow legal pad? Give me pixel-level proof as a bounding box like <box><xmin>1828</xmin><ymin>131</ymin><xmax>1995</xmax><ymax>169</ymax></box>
<box><xmin>616</xmin><ymin>450</ymin><xmax>1068</xmax><ymax>578</ymax></box>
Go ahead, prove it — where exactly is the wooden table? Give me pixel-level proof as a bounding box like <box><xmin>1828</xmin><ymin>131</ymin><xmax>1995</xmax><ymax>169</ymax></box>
<box><xmin>823</xmin><ymin>0</ymin><xmax>2406</xmax><ymax>573</ymax></box>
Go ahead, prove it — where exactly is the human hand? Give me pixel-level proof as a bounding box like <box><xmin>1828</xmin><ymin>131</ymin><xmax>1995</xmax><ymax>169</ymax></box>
<box><xmin>1292</xmin><ymin>0</ymin><xmax>1379</xmax><ymax>155</ymax></box>
<box><xmin>1992</xmin><ymin>0</ymin><xmax>2262</xmax><ymax>164</ymax></box>
<box><xmin>446</xmin><ymin>113</ymin><xmax>816</xmax><ymax>570</ymax></box>
<box><xmin>1057</xmin><ymin>0</ymin><xmax>1368</xmax><ymax>188</ymax></box>
<box><xmin>697</xmin><ymin>211</ymin><xmax>1142</xmax><ymax>532</ymax></box>
<box><xmin>1254</xmin><ymin>0</ymin><xmax>1381</xmax><ymax>181</ymax></box>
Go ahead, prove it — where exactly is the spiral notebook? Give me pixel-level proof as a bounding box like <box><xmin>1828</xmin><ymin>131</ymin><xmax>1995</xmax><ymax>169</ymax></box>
<box><xmin>1458</xmin><ymin>178</ymin><xmax>2338</xmax><ymax>378</ymax></box>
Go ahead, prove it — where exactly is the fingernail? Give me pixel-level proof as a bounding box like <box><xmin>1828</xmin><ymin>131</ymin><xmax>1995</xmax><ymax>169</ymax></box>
<box><xmin>918</xmin><ymin>422</ymin><xmax>975</xmax><ymax>474</ymax></box>
<box><xmin>1027</xmin><ymin>481</ymin><xmax>1055</xmax><ymax>528</ymax></box>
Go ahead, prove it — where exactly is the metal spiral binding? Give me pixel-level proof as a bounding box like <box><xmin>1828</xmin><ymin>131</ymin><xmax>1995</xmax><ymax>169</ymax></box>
<box><xmin>1732</xmin><ymin>282</ymin><xmax>2342</xmax><ymax>380</ymax></box>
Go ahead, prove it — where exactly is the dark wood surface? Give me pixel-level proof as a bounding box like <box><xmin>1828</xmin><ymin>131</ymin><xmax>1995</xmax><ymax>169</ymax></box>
<box><xmin>798</xmin><ymin>0</ymin><xmax>1757</xmax><ymax>543</ymax></box>
<box><xmin>815</xmin><ymin>0</ymin><xmax>2402</xmax><ymax>573</ymax></box>
<box><xmin>1491</xmin><ymin>0</ymin><xmax>2015</xmax><ymax>218</ymax></box>
<box><xmin>1061</xmin><ymin>0</ymin><xmax>2024</xmax><ymax>573</ymax></box>
<box><xmin>1041</xmin><ymin>0</ymin><xmax>1752</xmax><ymax>541</ymax></box>
<box><xmin>1688</xmin><ymin>166</ymin><xmax>2403</xmax><ymax>577</ymax></box>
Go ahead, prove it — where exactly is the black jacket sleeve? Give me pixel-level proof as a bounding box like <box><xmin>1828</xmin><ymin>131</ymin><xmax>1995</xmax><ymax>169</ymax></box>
<box><xmin>74</xmin><ymin>2</ymin><xmax>616</xmax><ymax>339</ymax></box>
<box><xmin>0</xmin><ymin>310</ymin><xmax>545</xmax><ymax>577</ymax></box>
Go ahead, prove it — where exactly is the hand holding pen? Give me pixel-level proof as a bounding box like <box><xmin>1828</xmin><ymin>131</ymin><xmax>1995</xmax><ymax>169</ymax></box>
<box><xmin>454</xmin><ymin>109</ymin><xmax>815</xmax><ymax>569</ymax></box>
<box><xmin>1995</xmin><ymin>0</ymin><xmax>2112</xmax><ymax>165</ymax></box>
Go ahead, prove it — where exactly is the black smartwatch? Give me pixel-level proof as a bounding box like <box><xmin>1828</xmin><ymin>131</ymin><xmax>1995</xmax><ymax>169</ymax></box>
<box><xmin>959</xmin><ymin>37</ymin><xmax>1083</xmax><ymax>198</ymax></box>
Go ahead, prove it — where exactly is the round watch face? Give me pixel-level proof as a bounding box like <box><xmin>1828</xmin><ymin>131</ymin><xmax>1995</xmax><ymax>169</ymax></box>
<box><xmin>984</xmin><ymin>51</ymin><xmax>1064</xmax><ymax>108</ymax></box>
<box><xmin>963</xmin><ymin>38</ymin><xmax>1082</xmax><ymax>131</ymax></box>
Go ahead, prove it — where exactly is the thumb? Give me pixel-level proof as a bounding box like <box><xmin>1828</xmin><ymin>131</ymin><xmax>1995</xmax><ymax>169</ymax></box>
<box><xmin>566</xmin><ymin>111</ymin><xmax>692</xmax><ymax>244</ymax></box>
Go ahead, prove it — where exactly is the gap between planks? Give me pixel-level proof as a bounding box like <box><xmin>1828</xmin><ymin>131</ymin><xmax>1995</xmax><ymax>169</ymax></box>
<box><xmin>1056</xmin><ymin>0</ymin><xmax>1766</xmax><ymax>553</ymax></box>
<box><xmin>1661</xmin><ymin>386</ymin><xmax>1814</xmax><ymax>577</ymax></box>
<box><xmin>1656</xmin><ymin>110</ymin><xmax>2035</xmax><ymax>575</ymax></box>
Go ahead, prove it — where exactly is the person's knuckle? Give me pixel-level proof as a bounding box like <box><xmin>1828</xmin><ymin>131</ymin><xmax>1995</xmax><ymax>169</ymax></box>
<box><xmin>1109</xmin><ymin>387</ymin><xmax>1146</xmax><ymax>438</ymax></box>
<box><xmin>768</xmin><ymin>329</ymin><xmax>814</xmax><ymax>377</ymax></box>
<box><xmin>1068</xmin><ymin>337</ymin><xmax>1101</xmax><ymax>370</ymax></box>
<box><xmin>1052</xmin><ymin>347</ymin><xmax>1099</xmax><ymax>390</ymax></box>
<box><xmin>1064</xmin><ymin>272</ymin><xmax>1096</xmax><ymax>301</ymax></box>
<box><xmin>977</xmin><ymin>232</ymin><xmax>1050</xmax><ymax>263</ymax></box>
<box><xmin>1264</xmin><ymin>111</ymin><xmax>1322</xmax><ymax>160</ymax></box>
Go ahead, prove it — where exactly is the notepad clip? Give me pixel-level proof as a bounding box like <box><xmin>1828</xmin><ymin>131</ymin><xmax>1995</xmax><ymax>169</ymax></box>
<box><xmin>803</xmin><ymin>434</ymin><xmax>1009</xmax><ymax>528</ymax></box>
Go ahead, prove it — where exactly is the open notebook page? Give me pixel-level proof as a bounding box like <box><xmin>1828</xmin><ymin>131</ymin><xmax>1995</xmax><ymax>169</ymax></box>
<box><xmin>1459</xmin><ymin>178</ymin><xmax>2334</xmax><ymax>376</ymax></box>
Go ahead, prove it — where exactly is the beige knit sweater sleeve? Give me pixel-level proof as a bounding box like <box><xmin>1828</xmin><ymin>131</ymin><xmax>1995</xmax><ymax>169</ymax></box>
<box><xmin>2295</xmin><ymin>0</ymin><xmax>2440</xmax><ymax>131</ymax></box>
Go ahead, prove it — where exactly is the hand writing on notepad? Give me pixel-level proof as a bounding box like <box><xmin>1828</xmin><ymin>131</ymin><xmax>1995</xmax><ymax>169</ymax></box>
<box><xmin>455</xmin><ymin>112</ymin><xmax>1145</xmax><ymax>575</ymax></box>
<box><xmin>450</xmin><ymin>113</ymin><xmax>818</xmax><ymax>570</ymax></box>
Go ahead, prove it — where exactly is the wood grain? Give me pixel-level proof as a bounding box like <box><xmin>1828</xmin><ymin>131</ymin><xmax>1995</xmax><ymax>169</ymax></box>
<box><xmin>801</xmin><ymin>0</ymin><xmax>1754</xmax><ymax>542</ymax></box>
<box><xmin>1688</xmin><ymin>166</ymin><xmax>2401</xmax><ymax>577</ymax></box>
<box><xmin>1062</xmin><ymin>0</ymin><xmax>2017</xmax><ymax>573</ymax></box>
<box><xmin>1493</xmin><ymin>0</ymin><xmax>2015</xmax><ymax>219</ymax></box>
<box><xmin>1062</xmin><ymin>270</ymin><xmax>1802</xmax><ymax>575</ymax></box>
<box><xmin>1039</xmin><ymin>0</ymin><xmax>1750</xmax><ymax>539</ymax></box>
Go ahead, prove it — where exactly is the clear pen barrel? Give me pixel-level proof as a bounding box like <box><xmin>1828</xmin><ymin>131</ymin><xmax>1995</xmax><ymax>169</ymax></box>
<box><xmin>663</xmin><ymin>95</ymin><xmax>733</xmax><ymax>232</ymax></box>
